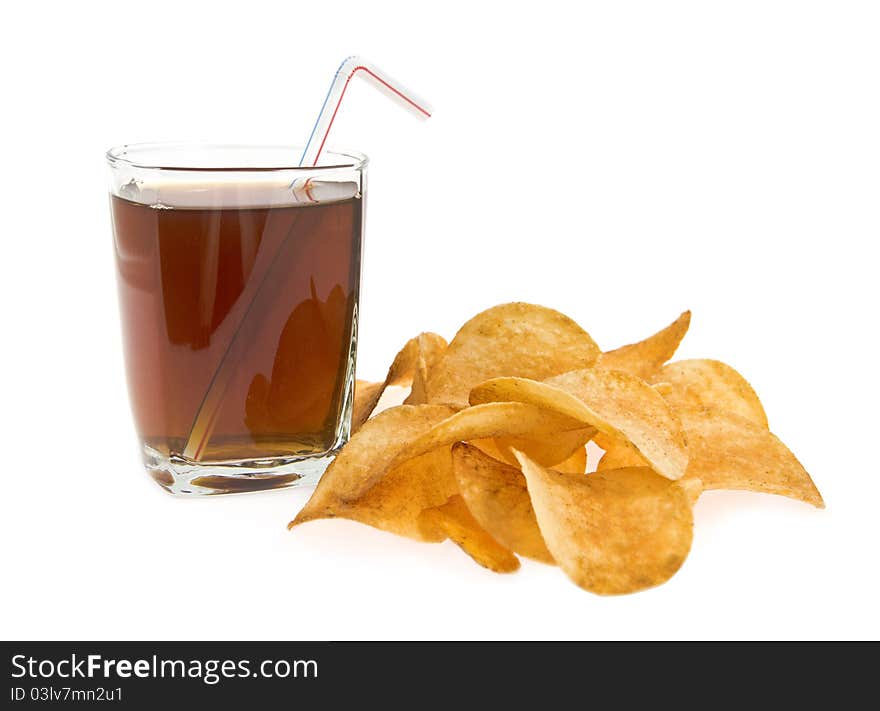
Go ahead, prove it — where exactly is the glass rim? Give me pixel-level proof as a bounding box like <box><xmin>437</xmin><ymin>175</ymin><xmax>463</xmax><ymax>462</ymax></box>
<box><xmin>105</xmin><ymin>142</ymin><xmax>368</xmax><ymax>173</ymax></box>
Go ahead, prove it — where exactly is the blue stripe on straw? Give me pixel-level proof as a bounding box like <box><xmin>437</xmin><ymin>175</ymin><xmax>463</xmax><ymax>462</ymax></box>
<box><xmin>299</xmin><ymin>56</ymin><xmax>356</xmax><ymax>166</ymax></box>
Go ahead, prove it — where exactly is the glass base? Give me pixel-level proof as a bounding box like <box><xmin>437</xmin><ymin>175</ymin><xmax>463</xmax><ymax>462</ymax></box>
<box><xmin>142</xmin><ymin>444</ymin><xmax>334</xmax><ymax>496</ymax></box>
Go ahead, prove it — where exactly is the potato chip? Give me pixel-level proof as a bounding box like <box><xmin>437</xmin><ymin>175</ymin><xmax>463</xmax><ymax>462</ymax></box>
<box><xmin>651</xmin><ymin>382</ymin><xmax>674</xmax><ymax>397</ymax></box>
<box><xmin>676</xmin><ymin>407</ymin><xmax>823</xmax><ymax>507</ymax></box>
<box><xmin>678</xmin><ymin>478</ymin><xmax>704</xmax><ymax>506</ymax></box>
<box><xmin>418</xmin><ymin>495</ymin><xmax>521</xmax><ymax>573</ymax></box>
<box><xmin>595</xmin><ymin>439</ymin><xmax>648</xmax><ymax>471</ymax></box>
<box><xmin>470</xmin><ymin>370</ymin><xmax>688</xmax><ymax>480</ymax></box>
<box><xmin>551</xmin><ymin>446</ymin><xmax>587</xmax><ymax>475</ymax></box>
<box><xmin>469</xmin><ymin>437</ymin><xmax>522</xmax><ymax>465</ymax></box>
<box><xmin>596</xmin><ymin>441</ymin><xmax>702</xmax><ymax>505</ymax></box>
<box><xmin>597</xmin><ymin>310</ymin><xmax>691</xmax><ymax>380</ymax></box>
<box><xmin>425</xmin><ymin>303</ymin><xmax>600</xmax><ymax>408</ymax></box>
<box><xmin>470</xmin><ymin>427</ymin><xmax>595</xmax><ymax>470</ymax></box>
<box><xmin>290</xmin><ymin>301</ymin><xmax>822</xmax><ymax>596</ymax></box>
<box><xmin>351</xmin><ymin>333</ymin><xmax>448</xmax><ymax>432</ymax></box>
<box><xmin>515</xmin><ymin>452</ymin><xmax>694</xmax><ymax>595</ymax></box>
<box><xmin>654</xmin><ymin>359</ymin><xmax>768</xmax><ymax>428</ymax></box>
<box><xmin>290</xmin><ymin>404</ymin><xmax>457</xmax><ymax>533</ymax></box>
<box><xmin>385</xmin><ymin>402</ymin><xmax>588</xmax><ymax>478</ymax></box>
<box><xmin>352</xmin><ymin>380</ymin><xmax>385</xmax><ymax>432</ymax></box>
<box><xmin>404</xmin><ymin>332</ymin><xmax>448</xmax><ymax>406</ymax></box>
<box><xmin>452</xmin><ymin>443</ymin><xmax>553</xmax><ymax>563</ymax></box>
<box><xmin>291</xmin><ymin>447</ymin><xmax>457</xmax><ymax>541</ymax></box>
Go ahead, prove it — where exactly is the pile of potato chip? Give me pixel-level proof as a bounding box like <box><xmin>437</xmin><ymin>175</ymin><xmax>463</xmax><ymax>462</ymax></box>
<box><xmin>289</xmin><ymin>303</ymin><xmax>823</xmax><ymax>595</ymax></box>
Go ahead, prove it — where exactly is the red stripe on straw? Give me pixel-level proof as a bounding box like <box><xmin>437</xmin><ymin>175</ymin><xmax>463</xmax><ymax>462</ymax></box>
<box><xmin>311</xmin><ymin>66</ymin><xmax>432</xmax><ymax>167</ymax></box>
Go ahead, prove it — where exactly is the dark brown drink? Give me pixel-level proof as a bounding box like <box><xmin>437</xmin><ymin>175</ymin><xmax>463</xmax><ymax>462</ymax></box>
<box><xmin>111</xmin><ymin>191</ymin><xmax>362</xmax><ymax>466</ymax></box>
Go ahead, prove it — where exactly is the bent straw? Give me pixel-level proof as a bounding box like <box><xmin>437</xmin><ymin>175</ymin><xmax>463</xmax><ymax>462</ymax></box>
<box><xmin>299</xmin><ymin>55</ymin><xmax>432</xmax><ymax>168</ymax></box>
<box><xmin>182</xmin><ymin>56</ymin><xmax>432</xmax><ymax>461</ymax></box>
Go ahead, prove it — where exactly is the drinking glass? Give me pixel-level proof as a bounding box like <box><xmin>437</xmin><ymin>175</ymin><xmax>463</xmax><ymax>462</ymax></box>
<box><xmin>107</xmin><ymin>143</ymin><xmax>366</xmax><ymax>495</ymax></box>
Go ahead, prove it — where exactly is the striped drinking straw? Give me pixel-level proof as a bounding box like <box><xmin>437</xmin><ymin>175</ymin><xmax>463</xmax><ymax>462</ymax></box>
<box><xmin>181</xmin><ymin>56</ymin><xmax>432</xmax><ymax>462</ymax></box>
<box><xmin>299</xmin><ymin>55</ymin><xmax>432</xmax><ymax>168</ymax></box>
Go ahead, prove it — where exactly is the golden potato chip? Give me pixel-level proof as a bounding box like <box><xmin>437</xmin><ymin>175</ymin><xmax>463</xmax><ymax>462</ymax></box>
<box><xmin>652</xmin><ymin>382</ymin><xmax>674</xmax><ymax>397</ymax></box>
<box><xmin>425</xmin><ymin>303</ymin><xmax>600</xmax><ymax>408</ymax></box>
<box><xmin>597</xmin><ymin>439</ymin><xmax>703</xmax><ymax>504</ymax></box>
<box><xmin>352</xmin><ymin>380</ymin><xmax>385</xmax><ymax>432</ymax></box>
<box><xmin>470</xmin><ymin>370</ymin><xmax>688</xmax><ymax>480</ymax></box>
<box><xmin>404</xmin><ymin>332</ymin><xmax>448</xmax><ymax>405</ymax></box>
<box><xmin>469</xmin><ymin>437</ymin><xmax>520</xmax><ymax>465</ymax></box>
<box><xmin>290</xmin><ymin>301</ymin><xmax>822</xmax><ymax>596</ymax></box>
<box><xmin>470</xmin><ymin>427</ymin><xmax>595</xmax><ymax>470</ymax></box>
<box><xmin>551</xmin><ymin>446</ymin><xmax>587</xmax><ymax>475</ymax></box>
<box><xmin>515</xmin><ymin>452</ymin><xmax>694</xmax><ymax>595</ymax></box>
<box><xmin>654</xmin><ymin>359</ymin><xmax>768</xmax><ymax>428</ymax></box>
<box><xmin>290</xmin><ymin>404</ymin><xmax>457</xmax><ymax>533</ymax></box>
<box><xmin>385</xmin><ymin>402</ymin><xmax>588</xmax><ymax>478</ymax></box>
<box><xmin>677</xmin><ymin>407</ymin><xmax>823</xmax><ymax>507</ymax></box>
<box><xmin>418</xmin><ymin>495</ymin><xmax>520</xmax><ymax>573</ymax></box>
<box><xmin>595</xmin><ymin>438</ymin><xmax>648</xmax><ymax>471</ymax></box>
<box><xmin>678</xmin><ymin>478</ymin><xmax>704</xmax><ymax>506</ymax></box>
<box><xmin>291</xmin><ymin>446</ymin><xmax>457</xmax><ymax>541</ymax></box>
<box><xmin>452</xmin><ymin>443</ymin><xmax>553</xmax><ymax>563</ymax></box>
<box><xmin>597</xmin><ymin>310</ymin><xmax>691</xmax><ymax>380</ymax></box>
<box><xmin>351</xmin><ymin>333</ymin><xmax>448</xmax><ymax>432</ymax></box>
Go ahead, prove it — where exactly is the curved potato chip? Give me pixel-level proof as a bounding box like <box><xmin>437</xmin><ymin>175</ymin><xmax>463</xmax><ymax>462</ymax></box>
<box><xmin>404</xmin><ymin>333</ymin><xmax>448</xmax><ymax>405</ymax></box>
<box><xmin>677</xmin><ymin>407</ymin><xmax>823</xmax><ymax>507</ymax></box>
<box><xmin>452</xmin><ymin>443</ymin><xmax>553</xmax><ymax>563</ymax></box>
<box><xmin>654</xmin><ymin>359</ymin><xmax>768</xmax><ymax>428</ymax></box>
<box><xmin>352</xmin><ymin>333</ymin><xmax>448</xmax><ymax>431</ymax></box>
<box><xmin>470</xmin><ymin>370</ymin><xmax>688</xmax><ymax>480</ymax></box>
<box><xmin>551</xmin><ymin>446</ymin><xmax>587</xmax><ymax>475</ymax></box>
<box><xmin>425</xmin><ymin>303</ymin><xmax>600</xmax><ymax>408</ymax></box>
<box><xmin>591</xmin><ymin>430</ymin><xmax>667</xmax><ymax>476</ymax></box>
<box><xmin>597</xmin><ymin>439</ymin><xmax>703</xmax><ymax>505</ymax></box>
<box><xmin>385</xmin><ymin>402</ymin><xmax>587</xmax><ymax>480</ymax></box>
<box><xmin>418</xmin><ymin>495</ymin><xmax>520</xmax><ymax>573</ymax></box>
<box><xmin>352</xmin><ymin>380</ymin><xmax>385</xmax><ymax>431</ymax></box>
<box><xmin>515</xmin><ymin>452</ymin><xmax>694</xmax><ymax>595</ymax></box>
<box><xmin>652</xmin><ymin>382</ymin><xmax>674</xmax><ymax>397</ymax></box>
<box><xmin>470</xmin><ymin>427</ymin><xmax>595</xmax><ymax>470</ymax></box>
<box><xmin>678</xmin><ymin>478</ymin><xmax>704</xmax><ymax>506</ymax></box>
<box><xmin>597</xmin><ymin>310</ymin><xmax>691</xmax><ymax>380</ymax></box>
<box><xmin>291</xmin><ymin>446</ymin><xmax>457</xmax><ymax>541</ymax></box>
<box><xmin>470</xmin><ymin>437</ymin><xmax>523</xmax><ymax>466</ymax></box>
<box><xmin>595</xmin><ymin>439</ymin><xmax>648</xmax><ymax>471</ymax></box>
<box><xmin>291</xmin><ymin>404</ymin><xmax>457</xmax><ymax>531</ymax></box>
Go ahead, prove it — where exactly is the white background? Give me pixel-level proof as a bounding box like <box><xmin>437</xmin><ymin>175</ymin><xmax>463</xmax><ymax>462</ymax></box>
<box><xmin>1</xmin><ymin>0</ymin><xmax>878</xmax><ymax>641</ymax></box>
